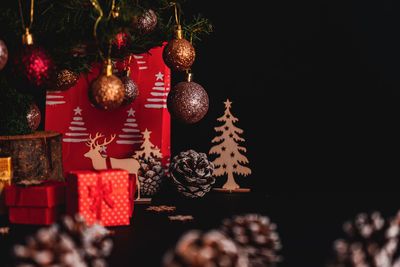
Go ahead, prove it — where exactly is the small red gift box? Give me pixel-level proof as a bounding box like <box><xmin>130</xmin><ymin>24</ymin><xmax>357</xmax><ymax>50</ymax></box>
<box><xmin>5</xmin><ymin>182</ymin><xmax>66</xmax><ymax>225</ymax></box>
<box><xmin>67</xmin><ymin>169</ymin><xmax>131</xmax><ymax>226</ymax></box>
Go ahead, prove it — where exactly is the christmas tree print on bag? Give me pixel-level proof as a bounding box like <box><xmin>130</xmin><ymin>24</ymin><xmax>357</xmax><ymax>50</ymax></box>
<box><xmin>45</xmin><ymin>46</ymin><xmax>171</xmax><ymax>175</ymax></box>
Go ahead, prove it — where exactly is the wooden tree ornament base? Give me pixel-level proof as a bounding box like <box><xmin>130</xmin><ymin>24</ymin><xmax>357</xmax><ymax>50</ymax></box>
<box><xmin>213</xmin><ymin>188</ymin><xmax>251</xmax><ymax>193</ymax></box>
<box><xmin>0</xmin><ymin>131</ymin><xmax>64</xmax><ymax>182</ymax></box>
<box><xmin>135</xmin><ymin>198</ymin><xmax>152</xmax><ymax>204</ymax></box>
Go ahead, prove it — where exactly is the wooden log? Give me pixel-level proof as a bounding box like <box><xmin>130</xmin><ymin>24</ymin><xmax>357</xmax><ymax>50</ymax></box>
<box><xmin>213</xmin><ymin>188</ymin><xmax>251</xmax><ymax>193</ymax></box>
<box><xmin>0</xmin><ymin>131</ymin><xmax>64</xmax><ymax>182</ymax></box>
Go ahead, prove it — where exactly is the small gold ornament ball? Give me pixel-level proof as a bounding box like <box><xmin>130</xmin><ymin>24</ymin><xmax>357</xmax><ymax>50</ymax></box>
<box><xmin>26</xmin><ymin>103</ymin><xmax>41</xmax><ymax>131</ymax></box>
<box><xmin>163</xmin><ymin>39</ymin><xmax>195</xmax><ymax>71</ymax></box>
<box><xmin>89</xmin><ymin>74</ymin><xmax>125</xmax><ymax>110</ymax></box>
<box><xmin>55</xmin><ymin>69</ymin><xmax>79</xmax><ymax>91</ymax></box>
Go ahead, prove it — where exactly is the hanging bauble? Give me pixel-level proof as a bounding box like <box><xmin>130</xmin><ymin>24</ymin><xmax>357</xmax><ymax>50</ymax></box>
<box><xmin>113</xmin><ymin>32</ymin><xmax>129</xmax><ymax>50</ymax></box>
<box><xmin>26</xmin><ymin>103</ymin><xmax>41</xmax><ymax>131</ymax></box>
<box><xmin>12</xmin><ymin>29</ymin><xmax>56</xmax><ymax>90</ymax></box>
<box><xmin>89</xmin><ymin>59</ymin><xmax>125</xmax><ymax>111</ymax></box>
<box><xmin>120</xmin><ymin>70</ymin><xmax>139</xmax><ymax>106</ymax></box>
<box><xmin>132</xmin><ymin>9</ymin><xmax>158</xmax><ymax>35</ymax></box>
<box><xmin>112</xmin><ymin>32</ymin><xmax>131</xmax><ymax>57</ymax></box>
<box><xmin>0</xmin><ymin>39</ymin><xmax>8</xmax><ymax>71</ymax></box>
<box><xmin>163</xmin><ymin>25</ymin><xmax>195</xmax><ymax>71</ymax></box>
<box><xmin>167</xmin><ymin>73</ymin><xmax>209</xmax><ymax>124</ymax></box>
<box><xmin>54</xmin><ymin>69</ymin><xmax>79</xmax><ymax>91</ymax></box>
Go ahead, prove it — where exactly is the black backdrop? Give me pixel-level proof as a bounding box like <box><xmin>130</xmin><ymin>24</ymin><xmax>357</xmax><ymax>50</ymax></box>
<box><xmin>170</xmin><ymin>0</ymin><xmax>393</xmax><ymax>191</ymax></box>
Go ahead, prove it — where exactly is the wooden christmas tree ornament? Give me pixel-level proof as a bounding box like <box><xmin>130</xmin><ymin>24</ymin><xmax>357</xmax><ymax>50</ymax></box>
<box><xmin>209</xmin><ymin>99</ymin><xmax>251</xmax><ymax>193</ymax></box>
<box><xmin>133</xmin><ymin>128</ymin><xmax>163</xmax><ymax>159</ymax></box>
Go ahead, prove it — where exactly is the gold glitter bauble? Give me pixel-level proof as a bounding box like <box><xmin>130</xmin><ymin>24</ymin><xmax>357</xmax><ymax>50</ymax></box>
<box><xmin>55</xmin><ymin>69</ymin><xmax>79</xmax><ymax>91</ymax></box>
<box><xmin>89</xmin><ymin>74</ymin><xmax>125</xmax><ymax>110</ymax></box>
<box><xmin>163</xmin><ymin>38</ymin><xmax>195</xmax><ymax>71</ymax></box>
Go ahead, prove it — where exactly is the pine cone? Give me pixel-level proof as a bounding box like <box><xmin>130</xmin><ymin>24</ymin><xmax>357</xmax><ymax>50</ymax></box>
<box><xmin>221</xmin><ymin>214</ymin><xmax>282</xmax><ymax>267</ymax></box>
<box><xmin>170</xmin><ymin>149</ymin><xmax>215</xmax><ymax>198</ymax></box>
<box><xmin>60</xmin><ymin>215</ymin><xmax>113</xmax><ymax>267</ymax></box>
<box><xmin>163</xmin><ymin>230</ymin><xmax>248</xmax><ymax>267</ymax></box>
<box><xmin>137</xmin><ymin>156</ymin><xmax>165</xmax><ymax>196</ymax></box>
<box><xmin>327</xmin><ymin>211</ymin><xmax>400</xmax><ymax>267</ymax></box>
<box><xmin>13</xmin><ymin>215</ymin><xmax>113</xmax><ymax>267</ymax></box>
<box><xmin>13</xmin><ymin>225</ymin><xmax>87</xmax><ymax>267</ymax></box>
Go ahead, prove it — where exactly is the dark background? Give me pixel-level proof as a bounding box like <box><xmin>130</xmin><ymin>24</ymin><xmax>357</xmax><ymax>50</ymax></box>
<box><xmin>171</xmin><ymin>0</ymin><xmax>391</xmax><ymax>191</ymax></box>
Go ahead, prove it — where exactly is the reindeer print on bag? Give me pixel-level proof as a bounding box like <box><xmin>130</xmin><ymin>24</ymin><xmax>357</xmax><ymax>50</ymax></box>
<box><xmin>84</xmin><ymin>132</ymin><xmax>142</xmax><ymax>200</ymax></box>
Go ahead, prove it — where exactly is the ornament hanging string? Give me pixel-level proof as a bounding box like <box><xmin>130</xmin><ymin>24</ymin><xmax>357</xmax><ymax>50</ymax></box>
<box><xmin>17</xmin><ymin>0</ymin><xmax>34</xmax><ymax>31</ymax></box>
<box><xmin>90</xmin><ymin>0</ymin><xmax>106</xmax><ymax>61</ymax></box>
<box><xmin>89</xmin><ymin>0</ymin><xmax>117</xmax><ymax>62</ymax></box>
<box><xmin>185</xmin><ymin>27</ymin><xmax>201</xmax><ymax>77</ymax></box>
<box><xmin>162</xmin><ymin>2</ymin><xmax>181</xmax><ymax>26</ymax></box>
<box><xmin>108</xmin><ymin>0</ymin><xmax>120</xmax><ymax>19</ymax></box>
<box><xmin>172</xmin><ymin>2</ymin><xmax>180</xmax><ymax>26</ymax></box>
<box><xmin>189</xmin><ymin>27</ymin><xmax>202</xmax><ymax>45</ymax></box>
<box><xmin>124</xmin><ymin>55</ymin><xmax>132</xmax><ymax>75</ymax></box>
<box><xmin>18</xmin><ymin>0</ymin><xmax>35</xmax><ymax>44</ymax></box>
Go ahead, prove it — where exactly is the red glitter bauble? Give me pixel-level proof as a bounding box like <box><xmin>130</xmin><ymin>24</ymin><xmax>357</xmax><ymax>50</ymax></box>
<box><xmin>26</xmin><ymin>103</ymin><xmax>41</xmax><ymax>131</ymax></box>
<box><xmin>12</xmin><ymin>45</ymin><xmax>56</xmax><ymax>90</ymax></box>
<box><xmin>114</xmin><ymin>32</ymin><xmax>129</xmax><ymax>50</ymax></box>
<box><xmin>112</xmin><ymin>32</ymin><xmax>130</xmax><ymax>57</ymax></box>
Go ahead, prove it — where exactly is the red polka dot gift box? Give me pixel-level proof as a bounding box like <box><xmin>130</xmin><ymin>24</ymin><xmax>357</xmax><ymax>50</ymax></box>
<box><xmin>66</xmin><ymin>169</ymin><xmax>131</xmax><ymax>226</ymax></box>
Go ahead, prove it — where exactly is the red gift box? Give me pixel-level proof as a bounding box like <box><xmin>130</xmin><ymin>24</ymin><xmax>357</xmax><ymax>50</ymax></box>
<box><xmin>5</xmin><ymin>182</ymin><xmax>66</xmax><ymax>225</ymax></box>
<box><xmin>67</xmin><ymin>169</ymin><xmax>131</xmax><ymax>226</ymax></box>
<box><xmin>8</xmin><ymin>206</ymin><xmax>62</xmax><ymax>225</ymax></box>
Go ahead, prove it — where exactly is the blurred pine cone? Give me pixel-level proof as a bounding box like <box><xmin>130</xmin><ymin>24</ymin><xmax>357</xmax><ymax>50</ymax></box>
<box><xmin>13</xmin><ymin>215</ymin><xmax>113</xmax><ymax>267</ymax></box>
<box><xmin>170</xmin><ymin>149</ymin><xmax>215</xmax><ymax>198</ymax></box>
<box><xmin>137</xmin><ymin>156</ymin><xmax>165</xmax><ymax>196</ymax></box>
<box><xmin>61</xmin><ymin>215</ymin><xmax>113</xmax><ymax>267</ymax></box>
<box><xmin>163</xmin><ymin>230</ymin><xmax>248</xmax><ymax>267</ymax></box>
<box><xmin>327</xmin><ymin>211</ymin><xmax>400</xmax><ymax>267</ymax></box>
<box><xmin>221</xmin><ymin>214</ymin><xmax>282</xmax><ymax>267</ymax></box>
<box><xmin>13</xmin><ymin>225</ymin><xmax>86</xmax><ymax>267</ymax></box>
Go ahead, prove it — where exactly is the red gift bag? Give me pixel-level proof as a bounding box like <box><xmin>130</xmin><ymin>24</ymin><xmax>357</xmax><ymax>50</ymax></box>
<box><xmin>45</xmin><ymin>46</ymin><xmax>171</xmax><ymax>175</ymax></box>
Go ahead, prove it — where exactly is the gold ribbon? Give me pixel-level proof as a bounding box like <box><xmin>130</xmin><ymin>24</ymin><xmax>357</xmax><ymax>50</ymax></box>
<box><xmin>17</xmin><ymin>0</ymin><xmax>34</xmax><ymax>31</ymax></box>
<box><xmin>90</xmin><ymin>0</ymin><xmax>116</xmax><ymax>71</ymax></box>
<box><xmin>90</xmin><ymin>0</ymin><xmax>105</xmax><ymax>61</ymax></box>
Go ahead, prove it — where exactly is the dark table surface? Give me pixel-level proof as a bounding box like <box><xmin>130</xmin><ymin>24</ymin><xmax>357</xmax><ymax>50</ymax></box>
<box><xmin>1</xmin><ymin>191</ymin><xmax>398</xmax><ymax>267</ymax></box>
